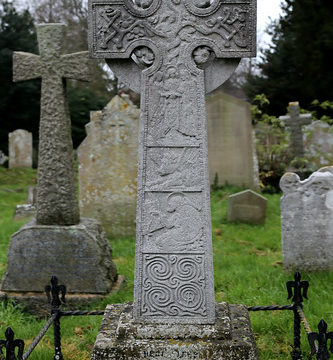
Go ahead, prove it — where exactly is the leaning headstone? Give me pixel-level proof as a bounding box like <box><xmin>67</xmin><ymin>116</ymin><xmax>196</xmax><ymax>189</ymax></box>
<box><xmin>14</xmin><ymin>186</ymin><xmax>37</xmax><ymax>220</ymax></box>
<box><xmin>228</xmin><ymin>189</ymin><xmax>267</xmax><ymax>224</ymax></box>
<box><xmin>8</xmin><ymin>129</ymin><xmax>33</xmax><ymax>169</ymax></box>
<box><xmin>0</xmin><ymin>151</ymin><xmax>8</xmax><ymax>166</ymax></box>
<box><xmin>280</xmin><ymin>166</ymin><xmax>333</xmax><ymax>271</ymax></box>
<box><xmin>89</xmin><ymin>1</ymin><xmax>258</xmax><ymax>359</ymax></box>
<box><xmin>78</xmin><ymin>95</ymin><xmax>139</xmax><ymax>238</ymax></box>
<box><xmin>1</xmin><ymin>24</ymin><xmax>118</xmax><ymax>313</ymax></box>
<box><xmin>279</xmin><ymin>102</ymin><xmax>313</xmax><ymax>159</ymax></box>
<box><xmin>207</xmin><ymin>92</ymin><xmax>259</xmax><ymax>188</ymax></box>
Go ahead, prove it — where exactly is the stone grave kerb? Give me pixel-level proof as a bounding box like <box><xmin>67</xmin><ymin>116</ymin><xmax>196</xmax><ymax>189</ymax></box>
<box><xmin>13</xmin><ymin>23</ymin><xmax>91</xmax><ymax>226</ymax></box>
<box><xmin>279</xmin><ymin>101</ymin><xmax>313</xmax><ymax>159</ymax></box>
<box><xmin>89</xmin><ymin>0</ymin><xmax>257</xmax><ymax>326</ymax></box>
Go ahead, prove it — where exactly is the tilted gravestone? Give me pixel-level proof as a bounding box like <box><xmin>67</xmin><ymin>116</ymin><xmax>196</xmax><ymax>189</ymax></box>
<box><xmin>206</xmin><ymin>92</ymin><xmax>259</xmax><ymax>188</ymax></box>
<box><xmin>1</xmin><ymin>24</ymin><xmax>118</xmax><ymax>311</ymax></box>
<box><xmin>8</xmin><ymin>129</ymin><xmax>33</xmax><ymax>169</ymax></box>
<box><xmin>89</xmin><ymin>1</ymin><xmax>258</xmax><ymax>358</ymax></box>
<box><xmin>228</xmin><ymin>189</ymin><xmax>267</xmax><ymax>224</ymax></box>
<box><xmin>78</xmin><ymin>95</ymin><xmax>140</xmax><ymax>238</ymax></box>
<box><xmin>280</xmin><ymin>166</ymin><xmax>333</xmax><ymax>271</ymax></box>
<box><xmin>279</xmin><ymin>102</ymin><xmax>313</xmax><ymax>159</ymax></box>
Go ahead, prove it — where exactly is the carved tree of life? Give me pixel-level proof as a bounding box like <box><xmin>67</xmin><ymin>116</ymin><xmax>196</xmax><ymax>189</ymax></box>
<box><xmin>89</xmin><ymin>0</ymin><xmax>256</xmax><ymax>324</ymax></box>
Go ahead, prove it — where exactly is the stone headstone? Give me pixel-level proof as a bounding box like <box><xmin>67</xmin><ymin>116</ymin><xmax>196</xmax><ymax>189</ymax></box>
<box><xmin>279</xmin><ymin>102</ymin><xmax>313</xmax><ymax>159</ymax></box>
<box><xmin>304</xmin><ymin>120</ymin><xmax>333</xmax><ymax>169</ymax></box>
<box><xmin>228</xmin><ymin>189</ymin><xmax>267</xmax><ymax>224</ymax></box>
<box><xmin>280</xmin><ymin>166</ymin><xmax>333</xmax><ymax>271</ymax></box>
<box><xmin>0</xmin><ymin>151</ymin><xmax>8</xmax><ymax>166</ymax></box>
<box><xmin>1</xmin><ymin>24</ymin><xmax>118</xmax><ymax>306</ymax></box>
<box><xmin>207</xmin><ymin>92</ymin><xmax>259</xmax><ymax>188</ymax></box>
<box><xmin>89</xmin><ymin>1</ymin><xmax>258</xmax><ymax>358</ymax></box>
<box><xmin>8</xmin><ymin>130</ymin><xmax>33</xmax><ymax>169</ymax></box>
<box><xmin>78</xmin><ymin>95</ymin><xmax>140</xmax><ymax>238</ymax></box>
<box><xmin>14</xmin><ymin>186</ymin><xmax>37</xmax><ymax>220</ymax></box>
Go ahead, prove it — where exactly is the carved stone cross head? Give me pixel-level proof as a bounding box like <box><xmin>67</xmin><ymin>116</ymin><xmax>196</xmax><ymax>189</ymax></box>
<box><xmin>89</xmin><ymin>0</ymin><xmax>256</xmax><ymax>325</ymax></box>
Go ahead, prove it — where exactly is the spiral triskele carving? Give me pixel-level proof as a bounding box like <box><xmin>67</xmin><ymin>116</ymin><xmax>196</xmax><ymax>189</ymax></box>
<box><xmin>142</xmin><ymin>254</ymin><xmax>207</xmax><ymax>317</ymax></box>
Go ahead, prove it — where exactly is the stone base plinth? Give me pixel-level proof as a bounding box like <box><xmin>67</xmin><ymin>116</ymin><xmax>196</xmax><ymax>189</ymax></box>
<box><xmin>1</xmin><ymin>218</ymin><xmax>118</xmax><ymax>294</ymax></box>
<box><xmin>0</xmin><ymin>276</ymin><xmax>125</xmax><ymax>317</ymax></box>
<box><xmin>91</xmin><ymin>303</ymin><xmax>259</xmax><ymax>360</ymax></box>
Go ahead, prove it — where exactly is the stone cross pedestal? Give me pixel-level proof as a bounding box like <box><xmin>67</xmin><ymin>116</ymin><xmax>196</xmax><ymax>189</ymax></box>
<box><xmin>279</xmin><ymin>102</ymin><xmax>313</xmax><ymax>159</ymax></box>
<box><xmin>1</xmin><ymin>24</ymin><xmax>118</xmax><ymax>313</ymax></box>
<box><xmin>89</xmin><ymin>1</ymin><xmax>258</xmax><ymax>358</ymax></box>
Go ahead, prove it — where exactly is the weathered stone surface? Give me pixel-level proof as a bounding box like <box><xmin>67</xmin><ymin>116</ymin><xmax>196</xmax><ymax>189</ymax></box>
<box><xmin>91</xmin><ymin>303</ymin><xmax>259</xmax><ymax>360</ymax></box>
<box><xmin>0</xmin><ymin>151</ymin><xmax>8</xmax><ymax>166</ymax></box>
<box><xmin>206</xmin><ymin>92</ymin><xmax>259</xmax><ymax>188</ymax></box>
<box><xmin>0</xmin><ymin>275</ymin><xmax>125</xmax><ymax>318</ymax></box>
<box><xmin>8</xmin><ymin>129</ymin><xmax>32</xmax><ymax>169</ymax></box>
<box><xmin>279</xmin><ymin>102</ymin><xmax>313</xmax><ymax>159</ymax></box>
<box><xmin>280</xmin><ymin>166</ymin><xmax>333</xmax><ymax>271</ymax></box>
<box><xmin>78</xmin><ymin>95</ymin><xmax>139</xmax><ymax>238</ymax></box>
<box><xmin>228</xmin><ymin>189</ymin><xmax>267</xmax><ymax>224</ymax></box>
<box><xmin>89</xmin><ymin>0</ymin><xmax>257</xmax><ymax>325</ymax></box>
<box><xmin>304</xmin><ymin>120</ymin><xmax>333</xmax><ymax>169</ymax></box>
<box><xmin>1</xmin><ymin>218</ymin><xmax>117</xmax><ymax>293</ymax></box>
<box><xmin>14</xmin><ymin>186</ymin><xmax>37</xmax><ymax>220</ymax></box>
<box><xmin>13</xmin><ymin>23</ymin><xmax>90</xmax><ymax>226</ymax></box>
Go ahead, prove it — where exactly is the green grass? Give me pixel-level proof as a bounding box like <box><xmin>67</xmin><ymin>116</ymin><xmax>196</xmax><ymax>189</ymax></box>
<box><xmin>0</xmin><ymin>169</ymin><xmax>332</xmax><ymax>359</ymax></box>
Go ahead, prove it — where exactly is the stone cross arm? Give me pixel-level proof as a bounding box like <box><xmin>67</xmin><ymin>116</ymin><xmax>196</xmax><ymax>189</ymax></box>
<box><xmin>279</xmin><ymin>113</ymin><xmax>313</xmax><ymax>126</ymax></box>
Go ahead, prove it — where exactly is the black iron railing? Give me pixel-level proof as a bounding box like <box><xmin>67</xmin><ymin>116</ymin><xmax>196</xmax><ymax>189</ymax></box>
<box><xmin>0</xmin><ymin>273</ymin><xmax>332</xmax><ymax>359</ymax></box>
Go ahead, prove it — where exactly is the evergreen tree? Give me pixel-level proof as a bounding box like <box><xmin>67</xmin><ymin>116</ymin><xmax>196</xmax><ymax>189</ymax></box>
<box><xmin>245</xmin><ymin>0</ymin><xmax>333</xmax><ymax>115</ymax></box>
<box><xmin>0</xmin><ymin>2</ymin><xmax>40</xmax><ymax>155</ymax></box>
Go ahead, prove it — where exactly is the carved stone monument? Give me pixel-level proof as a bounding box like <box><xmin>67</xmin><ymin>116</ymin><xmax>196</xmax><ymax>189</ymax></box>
<box><xmin>280</xmin><ymin>166</ymin><xmax>333</xmax><ymax>271</ymax></box>
<box><xmin>228</xmin><ymin>189</ymin><xmax>267</xmax><ymax>224</ymax></box>
<box><xmin>207</xmin><ymin>92</ymin><xmax>259</xmax><ymax>188</ymax></box>
<box><xmin>279</xmin><ymin>102</ymin><xmax>313</xmax><ymax>159</ymax></box>
<box><xmin>8</xmin><ymin>129</ymin><xmax>33</xmax><ymax>169</ymax></box>
<box><xmin>78</xmin><ymin>95</ymin><xmax>140</xmax><ymax>238</ymax></box>
<box><xmin>1</xmin><ymin>24</ymin><xmax>118</xmax><ymax>311</ymax></box>
<box><xmin>89</xmin><ymin>1</ymin><xmax>258</xmax><ymax>358</ymax></box>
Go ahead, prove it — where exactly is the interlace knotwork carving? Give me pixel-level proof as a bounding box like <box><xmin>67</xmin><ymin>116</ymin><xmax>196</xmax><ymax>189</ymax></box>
<box><xmin>132</xmin><ymin>0</ymin><xmax>154</xmax><ymax>9</ymax></box>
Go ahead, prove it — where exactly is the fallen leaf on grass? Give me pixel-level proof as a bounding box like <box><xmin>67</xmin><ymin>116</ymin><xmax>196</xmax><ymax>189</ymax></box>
<box><xmin>272</xmin><ymin>260</ymin><xmax>283</xmax><ymax>267</ymax></box>
<box><xmin>252</xmin><ymin>249</ymin><xmax>266</xmax><ymax>256</ymax></box>
<box><xmin>214</xmin><ymin>228</ymin><xmax>222</xmax><ymax>236</ymax></box>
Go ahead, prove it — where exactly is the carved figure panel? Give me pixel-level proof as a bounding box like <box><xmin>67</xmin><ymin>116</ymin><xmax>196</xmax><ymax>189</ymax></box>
<box><xmin>142</xmin><ymin>192</ymin><xmax>205</xmax><ymax>252</ymax></box>
<box><xmin>146</xmin><ymin>147</ymin><xmax>203</xmax><ymax>191</ymax></box>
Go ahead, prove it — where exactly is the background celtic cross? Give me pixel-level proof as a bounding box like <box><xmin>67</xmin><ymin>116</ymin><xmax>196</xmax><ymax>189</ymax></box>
<box><xmin>13</xmin><ymin>24</ymin><xmax>90</xmax><ymax>226</ymax></box>
<box><xmin>89</xmin><ymin>0</ymin><xmax>256</xmax><ymax>324</ymax></box>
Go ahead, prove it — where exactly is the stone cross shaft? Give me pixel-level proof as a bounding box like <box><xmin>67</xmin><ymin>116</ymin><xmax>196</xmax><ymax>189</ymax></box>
<box><xmin>279</xmin><ymin>102</ymin><xmax>313</xmax><ymax>158</ymax></box>
<box><xmin>89</xmin><ymin>0</ymin><xmax>256</xmax><ymax>324</ymax></box>
<box><xmin>13</xmin><ymin>24</ymin><xmax>91</xmax><ymax>226</ymax></box>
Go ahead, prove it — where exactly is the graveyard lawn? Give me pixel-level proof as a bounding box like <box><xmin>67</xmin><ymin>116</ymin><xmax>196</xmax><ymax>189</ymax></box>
<box><xmin>0</xmin><ymin>169</ymin><xmax>332</xmax><ymax>359</ymax></box>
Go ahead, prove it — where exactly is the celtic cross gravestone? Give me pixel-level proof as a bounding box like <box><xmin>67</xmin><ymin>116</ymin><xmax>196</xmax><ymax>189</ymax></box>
<box><xmin>89</xmin><ymin>1</ymin><xmax>259</xmax><ymax>358</ymax></box>
<box><xmin>1</xmin><ymin>24</ymin><xmax>118</xmax><ymax>310</ymax></box>
<box><xmin>279</xmin><ymin>102</ymin><xmax>313</xmax><ymax>159</ymax></box>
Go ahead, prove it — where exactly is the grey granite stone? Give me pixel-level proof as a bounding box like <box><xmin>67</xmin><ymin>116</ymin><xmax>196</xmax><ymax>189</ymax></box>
<box><xmin>14</xmin><ymin>186</ymin><xmax>37</xmax><ymax>220</ymax></box>
<box><xmin>228</xmin><ymin>189</ymin><xmax>267</xmax><ymax>224</ymax></box>
<box><xmin>0</xmin><ymin>151</ymin><xmax>8</xmax><ymax>166</ymax></box>
<box><xmin>91</xmin><ymin>303</ymin><xmax>259</xmax><ymax>360</ymax></box>
<box><xmin>279</xmin><ymin>102</ymin><xmax>313</xmax><ymax>159</ymax></box>
<box><xmin>78</xmin><ymin>95</ymin><xmax>140</xmax><ymax>238</ymax></box>
<box><xmin>88</xmin><ymin>0</ymin><xmax>257</xmax><ymax>325</ymax></box>
<box><xmin>280</xmin><ymin>166</ymin><xmax>333</xmax><ymax>271</ymax></box>
<box><xmin>13</xmin><ymin>23</ymin><xmax>90</xmax><ymax>226</ymax></box>
<box><xmin>8</xmin><ymin>129</ymin><xmax>33</xmax><ymax>169</ymax></box>
<box><xmin>1</xmin><ymin>218</ymin><xmax>117</xmax><ymax>293</ymax></box>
